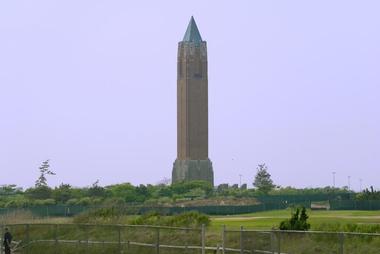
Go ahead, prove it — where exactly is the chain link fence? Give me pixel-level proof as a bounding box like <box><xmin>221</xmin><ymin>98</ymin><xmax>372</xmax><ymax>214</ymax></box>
<box><xmin>222</xmin><ymin>227</ymin><xmax>380</xmax><ymax>254</ymax></box>
<box><xmin>330</xmin><ymin>200</ymin><xmax>380</xmax><ymax>210</ymax></box>
<box><xmin>0</xmin><ymin>202</ymin><xmax>293</xmax><ymax>218</ymax></box>
<box><xmin>0</xmin><ymin>224</ymin><xmax>212</xmax><ymax>254</ymax></box>
<box><xmin>4</xmin><ymin>195</ymin><xmax>379</xmax><ymax>218</ymax></box>
<box><xmin>2</xmin><ymin>224</ymin><xmax>380</xmax><ymax>254</ymax></box>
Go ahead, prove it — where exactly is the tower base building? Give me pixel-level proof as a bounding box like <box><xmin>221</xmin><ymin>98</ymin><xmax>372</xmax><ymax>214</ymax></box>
<box><xmin>172</xmin><ymin>159</ymin><xmax>214</xmax><ymax>184</ymax></box>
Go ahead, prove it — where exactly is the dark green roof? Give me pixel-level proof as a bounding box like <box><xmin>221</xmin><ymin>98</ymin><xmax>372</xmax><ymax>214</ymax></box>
<box><xmin>182</xmin><ymin>16</ymin><xmax>203</xmax><ymax>42</ymax></box>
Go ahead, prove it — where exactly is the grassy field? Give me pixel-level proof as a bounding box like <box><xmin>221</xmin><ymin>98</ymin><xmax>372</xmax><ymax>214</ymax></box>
<box><xmin>210</xmin><ymin>210</ymin><xmax>380</xmax><ymax>254</ymax></box>
<box><xmin>3</xmin><ymin>209</ymin><xmax>380</xmax><ymax>231</ymax></box>
<box><xmin>210</xmin><ymin>209</ymin><xmax>380</xmax><ymax>230</ymax></box>
<box><xmin>3</xmin><ymin>209</ymin><xmax>380</xmax><ymax>253</ymax></box>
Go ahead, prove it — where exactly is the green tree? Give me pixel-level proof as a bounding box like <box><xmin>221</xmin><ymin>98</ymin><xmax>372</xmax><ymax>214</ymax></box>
<box><xmin>106</xmin><ymin>183</ymin><xmax>136</xmax><ymax>200</ymax></box>
<box><xmin>53</xmin><ymin>184</ymin><xmax>74</xmax><ymax>203</ymax></box>
<box><xmin>88</xmin><ymin>180</ymin><xmax>106</xmax><ymax>197</ymax></box>
<box><xmin>157</xmin><ymin>185</ymin><xmax>173</xmax><ymax>197</ymax></box>
<box><xmin>35</xmin><ymin>160</ymin><xmax>55</xmax><ymax>187</ymax></box>
<box><xmin>253</xmin><ymin>164</ymin><xmax>275</xmax><ymax>194</ymax></box>
<box><xmin>25</xmin><ymin>186</ymin><xmax>52</xmax><ymax>200</ymax></box>
<box><xmin>25</xmin><ymin>160</ymin><xmax>55</xmax><ymax>200</ymax></box>
<box><xmin>356</xmin><ymin>186</ymin><xmax>380</xmax><ymax>201</ymax></box>
<box><xmin>0</xmin><ymin>185</ymin><xmax>22</xmax><ymax>195</ymax></box>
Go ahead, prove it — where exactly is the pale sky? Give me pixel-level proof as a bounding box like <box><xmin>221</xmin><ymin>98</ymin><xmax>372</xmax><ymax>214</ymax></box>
<box><xmin>0</xmin><ymin>1</ymin><xmax>379</xmax><ymax>190</ymax></box>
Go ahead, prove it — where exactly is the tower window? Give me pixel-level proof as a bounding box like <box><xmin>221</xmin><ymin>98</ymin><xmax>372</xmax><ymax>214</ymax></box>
<box><xmin>193</xmin><ymin>73</ymin><xmax>202</xmax><ymax>79</ymax></box>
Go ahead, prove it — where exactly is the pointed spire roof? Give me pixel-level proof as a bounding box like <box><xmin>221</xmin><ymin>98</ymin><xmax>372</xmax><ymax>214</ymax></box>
<box><xmin>182</xmin><ymin>16</ymin><xmax>203</xmax><ymax>42</ymax></box>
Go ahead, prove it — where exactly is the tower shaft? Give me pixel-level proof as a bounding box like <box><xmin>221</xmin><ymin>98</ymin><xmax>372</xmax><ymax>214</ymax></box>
<box><xmin>177</xmin><ymin>42</ymin><xmax>208</xmax><ymax>160</ymax></box>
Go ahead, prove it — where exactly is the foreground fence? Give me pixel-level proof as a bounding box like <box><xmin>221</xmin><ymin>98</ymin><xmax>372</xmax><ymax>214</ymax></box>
<box><xmin>0</xmin><ymin>223</ymin><xmax>208</xmax><ymax>254</ymax></box>
<box><xmin>2</xmin><ymin>224</ymin><xmax>380</xmax><ymax>254</ymax></box>
<box><xmin>223</xmin><ymin>227</ymin><xmax>380</xmax><ymax>254</ymax></box>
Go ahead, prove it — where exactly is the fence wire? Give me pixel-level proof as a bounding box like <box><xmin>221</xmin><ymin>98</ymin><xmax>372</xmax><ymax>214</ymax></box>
<box><xmin>0</xmin><ymin>224</ymin><xmax>205</xmax><ymax>254</ymax></box>
<box><xmin>223</xmin><ymin>228</ymin><xmax>380</xmax><ymax>254</ymax></box>
<box><xmin>2</xmin><ymin>224</ymin><xmax>380</xmax><ymax>254</ymax></box>
<box><xmin>3</xmin><ymin>199</ymin><xmax>380</xmax><ymax>218</ymax></box>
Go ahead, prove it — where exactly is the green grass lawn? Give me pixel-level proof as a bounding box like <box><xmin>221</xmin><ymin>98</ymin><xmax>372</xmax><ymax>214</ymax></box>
<box><xmin>210</xmin><ymin>209</ymin><xmax>380</xmax><ymax>230</ymax></box>
<box><xmin>209</xmin><ymin>210</ymin><xmax>380</xmax><ymax>254</ymax></box>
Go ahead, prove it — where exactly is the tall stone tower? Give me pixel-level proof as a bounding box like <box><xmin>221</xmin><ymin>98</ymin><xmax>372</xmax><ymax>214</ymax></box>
<box><xmin>172</xmin><ymin>17</ymin><xmax>214</xmax><ymax>185</ymax></box>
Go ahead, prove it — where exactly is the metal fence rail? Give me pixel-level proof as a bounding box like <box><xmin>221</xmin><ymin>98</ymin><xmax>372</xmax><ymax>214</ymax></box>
<box><xmin>223</xmin><ymin>228</ymin><xmax>380</xmax><ymax>254</ymax></box>
<box><xmin>0</xmin><ymin>223</ymin><xmax>207</xmax><ymax>254</ymax></box>
<box><xmin>2</xmin><ymin>224</ymin><xmax>380</xmax><ymax>254</ymax></box>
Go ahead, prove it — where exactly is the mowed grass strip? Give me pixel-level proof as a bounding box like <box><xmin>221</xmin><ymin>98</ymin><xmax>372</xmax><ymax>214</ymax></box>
<box><xmin>210</xmin><ymin>209</ymin><xmax>380</xmax><ymax>230</ymax></box>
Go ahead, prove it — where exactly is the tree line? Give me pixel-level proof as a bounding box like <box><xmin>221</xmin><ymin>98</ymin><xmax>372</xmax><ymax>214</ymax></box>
<box><xmin>0</xmin><ymin>160</ymin><xmax>356</xmax><ymax>208</ymax></box>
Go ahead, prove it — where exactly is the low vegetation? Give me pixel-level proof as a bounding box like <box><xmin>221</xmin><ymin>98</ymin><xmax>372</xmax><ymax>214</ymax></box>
<box><xmin>131</xmin><ymin>211</ymin><xmax>210</xmax><ymax>227</ymax></box>
<box><xmin>279</xmin><ymin>206</ymin><xmax>311</xmax><ymax>231</ymax></box>
<box><xmin>72</xmin><ymin>206</ymin><xmax>211</xmax><ymax>228</ymax></box>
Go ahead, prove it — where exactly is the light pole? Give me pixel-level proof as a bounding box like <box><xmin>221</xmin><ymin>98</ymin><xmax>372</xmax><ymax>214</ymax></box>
<box><xmin>239</xmin><ymin>174</ymin><xmax>242</xmax><ymax>187</ymax></box>
<box><xmin>332</xmin><ymin>171</ymin><xmax>336</xmax><ymax>188</ymax></box>
<box><xmin>359</xmin><ymin>178</ymin><xmax>363</xmax><ymax>192</ymax></box>
<box><xmin>348</xmin><ymin>176</ymin><xmax>351</xmax><ymax>191</ymax></box>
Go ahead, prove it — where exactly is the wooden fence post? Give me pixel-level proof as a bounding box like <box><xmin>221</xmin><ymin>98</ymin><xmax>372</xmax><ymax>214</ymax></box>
<box><xmin>54</xmin><ymin>224</ymin><xmax>58</xmax><ymax>254</ymax></box>
<box><xmin>240</xmin><ymin>226</ymin><xmax>244</xmax><ymax>254</ymax></box>
<box><xmin>339</xmin><ymin>233</ymin><xmax>344</xmax><ymax>254</ymax></box>
<box><xmin>216</xmin><ymin>244</ymin><xmax>221</xmax><ymax>254</ymax></box>
<box><xmin>201</xmin><ymin>224</ymin><xmax>205</xmax><ymax>254</ymax></box>
<box><xmin>118</xmin><ymin>226</ymin><xmax>121</xmax><ymax>254</ymax></box>
<box><xmin>270</xmin><ymin>231</ymin><xmax>275</xmax><ymax>254</ymax></box>
<box><xmin>85</xmin><ymin>225</ymin><xmax>89</xmax><ymax>254</ymax></box>
<box><xmin>156</xmin><ymin>227</ymin><xmax>160</xmax><ymax>254</ymax></box>
<box><xmin>222</xmin><ymin>225</ymin><xmax>226</xmax><ymax>254</ymax></box>
<box><xmin>277</xmin><ymin>231</ymin><xmax>281</xmax><ymax>254</ymax></box>
<box><xmin>0</xmin><ymin>224</ymin><xmax>4</xmax><ymax>254</ymax></box>
<box><xmin>25</xmin><ymin>224</ymin><xmax>30</xmax><ymax>254</ymax></box>
<box><xmin>185</xmin><ymin>228</ymin><xmax>189</xmax><ymax>251</ymax></box>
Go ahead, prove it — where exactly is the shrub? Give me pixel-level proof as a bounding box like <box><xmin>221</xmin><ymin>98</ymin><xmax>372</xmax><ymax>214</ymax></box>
<box><xmin>167</xmin><ymin>211</ymin><xmax>210</xmax><ymax>227</ymax></box>
<box><xmin>65</xmin><ymin>198</ymin><xmax>78</xmax><ymax>206</ymax></box>
<box><xmin>73</xmin><ymin>207</ymin><xmax>124</xmax><ymax>224</ymax></box>
<box><xmin>171</xmin><ymin>181</ymin><xmax>213</xmax><ymax>197</ymax></box>
<box><xmin>76</xmin><ymin>197</ymin><xmax>104</xmax><ymax>206</ymax></box>
<box><xmin>279</xmin><ymin>207</ymin><xmax>310</xmax><ymax>231</ymax></box>
<box><xmin>101</xmin><ymin>197</ymin><xmax>126</xmax><ymax>206</ymax></box>
<box><xmin>132</xmin><ymin>212</ymin><xmax>162</xmax><ymax>225</ymax></box>
<box><xmin>53</xmin><ymin>184</ymin><xmax>74</xmax><ymax>203</ymax></box>
<box><xmin>131</xmin><ymin>211</ymin><xmax>210</xmax><ymax>228</ymax></box>
<box><xmin>143</xmin><ymin>197</ymin><xmax>173</xmax><ymax>206</ymax></box>
<box><xmin>25</xmin><ymin>186</ymin><xmax>52</xmax><ymax>200</ymax></box>
<box><xmin>33</xmin><ymin>199</ymin><xmax>56</xmax><ymax>206</ymax></box>
<box><xmin>4</xmin><ymin>196</ymin><xmax>31</xmax><ymax>208</ymax></box>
